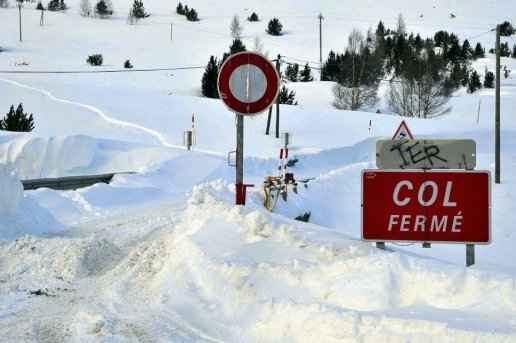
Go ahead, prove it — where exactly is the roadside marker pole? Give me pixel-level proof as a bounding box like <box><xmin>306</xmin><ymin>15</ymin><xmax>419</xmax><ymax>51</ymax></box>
<box><xmin>495</xmin><ymin>24</ymin><xmax>501</xmax><ymax>184</ymax></box>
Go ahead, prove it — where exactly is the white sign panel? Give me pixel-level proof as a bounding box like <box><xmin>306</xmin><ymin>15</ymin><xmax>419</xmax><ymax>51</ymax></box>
<box><xmin>376</xmin><ymin>139</ymin><xmax>477</xmax><ymax>170</ymax></box>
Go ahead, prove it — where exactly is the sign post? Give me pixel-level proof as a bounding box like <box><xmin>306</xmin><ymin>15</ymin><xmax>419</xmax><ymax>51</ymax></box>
<box><xmin>217</xmin><ymin>52</ymin><xmax>280</xmax><ymax>205</ymax></box>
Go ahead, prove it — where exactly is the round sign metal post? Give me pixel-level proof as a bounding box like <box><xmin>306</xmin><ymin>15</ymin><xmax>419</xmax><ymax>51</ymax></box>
<box><xmin>218</xmin><ymin>52</ymin><xmax>280</xmax><ymax>205</ymax></box>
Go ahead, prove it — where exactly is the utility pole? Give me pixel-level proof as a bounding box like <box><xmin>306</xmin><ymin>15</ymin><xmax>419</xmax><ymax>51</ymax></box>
<box><xmin>275</xmin><ymin>54</ymin><xmax>281</xmax><ymax>139</ymax></box>
<box><xmin>318</xmin><ymin>13</ymin><xmax>324</xmax><ymax>67</ymax></box>
<box><xmin>495</xmin><ymin>24</ymin><xmax>501</xmax><ymax>184</ymax></box>
<box><xmin>17</xmin><ymin>0</ymin><xmax>23</xmax><ymax>42</ymax></box>
<box><xmin>265</xmin><ymin>55</ymin><xmax>281</xmax><ymax>136</ymax></box>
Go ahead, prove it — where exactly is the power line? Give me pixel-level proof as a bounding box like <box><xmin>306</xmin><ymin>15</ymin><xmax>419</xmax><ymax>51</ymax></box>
<box><xmin>0</xmin><ymin>66</ymin><xmax>205</xmax><ymax>74</ymax></box>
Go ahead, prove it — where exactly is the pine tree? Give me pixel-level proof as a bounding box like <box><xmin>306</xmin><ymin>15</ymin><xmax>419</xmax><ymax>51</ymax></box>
<box><xmin>248</xmin><ymin>12</ymin><xmax>259</xmax><ymax>22</ymax></box>
<box><xmin>47</xmin><ymin>0</ymin><xmax>60</xmax><ymax>11</ymax></box>
<box><xmin>176</xmin><ymin>2</ymin><xmax>184</xmax><ymax>15</ymax></box>
<box><xmin>484</xmin><ymin>70</ymin><xmax>494</xmax><ymax>88</ymax></box>
<box><xmin>299</xmin><ymin>63</ymin><xmax>313</xmax><ymax>82</ymax></box>
<box><xmin>461</xmin><ymin>39</ymin><xmax>473</xmax><ymax>60</ymax></box>
<box><xmin>131</xmin><ymin>0</ymin><xmax>149</xmax><ymax>19</ymax></box>
<box><xmin>0</xmin><ymin>104</ymin><xmax>35</xmax><ymax>132</ymax></box>
<box><xmin>201</xmin><ymin>56</ymin><xmax>219</xmax><ymax>98</ymax></box>
<box><xmin>285</xmin><ymin>63</ymin><xmax>299</xmax><ymax>82</ymax></box>
<box><xmin>79</xmin><ymin>0</ymin><xmax>91</xmax><ymax>16</ymax></box>
<box><xmin>467</xmin><ymin>70</ymin><xmax>482</xmax><ymax>93</ymax></box>
<box><xmin>230</xmin><ymin>14</ymin><xmax>243</xmax><ymax>39</ymax></box>
<box><xmin>36</xmin><ymin>1</ymin><xmax>45</xmax><ymax>10</ymax></box>
<box><xmin>278</xmin><ymin>86</ymin><xmax>297</xmax><ymax>105</ymax></box>
<box><xmin>501</xmin><ymin>42</ymin><xmax>511</xmax><ymax>57</ymax></box>
<box><xmin>321</xmin><ymin>51</ymin><xmax>339</xmax><ymax>81</ymax></box>
<box><xmin>266</xmin><ymin>18</ymin><xmax>283</xmax><ymax>36</ymax></box>
<box><xmin>186</xmin><ymin>8</ymin><xmax>198</xmax><ymax>21</ymax></box>
<box><xmin>473</xmin><ymin>42</ymin><xmax>485</xmax><ymax>59</ymax></box>
<box><xmin>500</xmin><ymin>21</ymin><xmax>514</xmax><ymax>36</ymax></box>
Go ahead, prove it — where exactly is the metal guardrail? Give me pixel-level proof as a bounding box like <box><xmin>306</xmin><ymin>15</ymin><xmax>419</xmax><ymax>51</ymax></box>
<box><xmin>21</xmin><ymin>172</ymin><xmax>135</xmax><ymax>191</ymax></box>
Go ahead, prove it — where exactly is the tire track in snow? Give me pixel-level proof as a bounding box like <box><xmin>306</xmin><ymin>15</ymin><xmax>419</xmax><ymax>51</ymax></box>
<box><xmin>0</xmin><ymin>78</ymin><xmax>222</xmax><ymax>156</ymax></box>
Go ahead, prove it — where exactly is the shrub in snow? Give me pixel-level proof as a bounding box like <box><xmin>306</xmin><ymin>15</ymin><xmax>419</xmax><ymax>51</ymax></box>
<box><xmin>130</xmin><ymin>0</ymin><xmax>149</xmax><ymax>19</ymax></box>
<box><xmin>86</xmin><ymin>54</ymin><xmax>103</xmax><ymax>66</ymax></box>
<box><xmin>0</xmin><ymin>0</ymin><xmax>9</xmax><ymax>8</ymax></box>
<box><xmin>299</xmin><ymin>63</ymin><xmax>313</xmax><ymax>82</ymax></box>
<box><xmin>124</xmin><ymin>59</ymin><xmax>133</xmax><ymax>69</ymax></box>
<box><xmin>1</xmin><ymin>103</ymin><xmax>35</xmax><ymax>132</ymax></box>
<box><xmin>266</xmin><ymin>18</ymin><xmax>283</xmax><ymax>36</ymax></box>
<box><xmin>185</xmin><ymin>8</ymin><xmax>198</xmax><ymax>21</ymax></box>
<box><xmin>295</xmin><ymin>212</ymin><xmax>311</xmax><ymax>223</ymax></box>
<box><xmin>95</xmin><ymin>0</ymin><xmax>112</xmax><ymax>18</ymax></box>
<box><xmin>47</xmin><ymin>0</ymin><xmax>66</xmax><ymax>11</ymax></box>
<box><xmin>484</xmin><ymin>70</ymin><xmax>494</xmax><ymax>88</ymax></box>
<box><xmin>176</xmin><ymin>2</ymin><xmax>184</xmax><ymax>15</ymax></box>
<box><xmin>0</xmin><ymin>164</ymin><xmax>23</xmax><ymax>216</ymax></box>
<box><xmin>248</xmin><ymin>12</ymin><xmax>259</xmax><ymax>22</ymax></box>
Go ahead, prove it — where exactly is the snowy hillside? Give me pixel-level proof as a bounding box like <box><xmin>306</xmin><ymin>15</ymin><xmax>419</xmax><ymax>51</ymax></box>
<box><xmin>2</xmin><ymin>0</ymin><xmax>516</xmax><ymax>341</ymax></box>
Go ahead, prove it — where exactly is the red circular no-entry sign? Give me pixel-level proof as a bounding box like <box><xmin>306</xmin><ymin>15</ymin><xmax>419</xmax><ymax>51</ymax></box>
<box><xmin>217</xmin><ymin>52</ymin><xmax>280</xmax><ymax>115</ymax></box>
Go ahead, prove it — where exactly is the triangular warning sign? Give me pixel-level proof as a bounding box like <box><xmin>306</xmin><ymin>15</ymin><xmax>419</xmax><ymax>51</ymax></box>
<box><xmin>392</xmin><ymin>120</ymin><xmax>415</xmax><ymax>140</ymax></box>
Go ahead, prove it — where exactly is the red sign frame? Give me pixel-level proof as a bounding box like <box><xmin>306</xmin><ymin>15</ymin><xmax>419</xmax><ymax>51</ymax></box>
<box><xmin>361</xmin><ymin>170</ymin><xmax>491</xmax><ymax>244</ymax></box>
<box><xmin>217</xmin><ymin>52</ymin><xmax>280</xmax><ymax>115</ymax></box>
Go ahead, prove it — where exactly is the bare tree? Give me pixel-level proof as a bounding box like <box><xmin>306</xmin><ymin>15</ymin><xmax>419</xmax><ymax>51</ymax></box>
<box><xmin>333</xmin><ymin>84</ymin><xmax>377</xmax><ymax>110</ymax></box>
<box><xmin>230</xmin><ymin>14</ymin><xmax>243</xmax><ymax>39</ymax></box>
<box><xmin>397</xmin><ymin>13</ymin><xmax>406</xmax><ymax>36</ymax></box>
<box><xmin>332</xmin><ymin>28</ymin><xmax>382</xmax><ymax>110</ymax></box>
<box><xmin>388</xmin><ymin>75</ymin><xmax>451</xmax><ymax>118</ymax></box>
<box><xmin>79</xmin><ymin>0</ymin><xmax>91</xmax><ymax>16</ymax></box>
<box><xmin>253</xmin><ymin>36</ymin><xmax>263</xmax><ymax>54</ymax></box>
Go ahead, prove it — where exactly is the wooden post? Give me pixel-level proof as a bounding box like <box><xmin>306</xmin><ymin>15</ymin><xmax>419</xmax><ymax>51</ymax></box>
<box><xmin>495</xmin><ymin>24</ymin><xmax>501</xmax><ymax>184</ymax></box>
<box><xmin>265</xmin><ymin>107</ymin><xmax>272</xmax><ymax>135</ymax></box>
<box><xmin>466</xmin><ymin>244</ymin><xmax>475</xmax><ymax>267</ymax></box>
<box><xmin>275</xmin><ymin>54</ymin><xmax>281</xmax><ymax>139</ymax></box>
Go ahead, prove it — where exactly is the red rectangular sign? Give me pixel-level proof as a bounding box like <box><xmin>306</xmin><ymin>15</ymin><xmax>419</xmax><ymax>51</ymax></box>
<box><xmin>361</xmin><ymin>170</ymin><xmax>491</xmax><ymax>244</ymax></box>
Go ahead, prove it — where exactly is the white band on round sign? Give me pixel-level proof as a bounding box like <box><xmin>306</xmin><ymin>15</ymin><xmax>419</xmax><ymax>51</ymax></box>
<box><xmin>229</xmin><ymin>64</ymin><xmax>267</xmax><ymax>103</ymax></box>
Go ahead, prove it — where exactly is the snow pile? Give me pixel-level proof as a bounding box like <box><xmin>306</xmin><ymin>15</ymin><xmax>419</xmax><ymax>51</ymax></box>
<box><xmin>99</xmin><ymin>182</ymin><xmax>516</xmax><ymax>341</ymax></box>
<box><xmin>0</xmin><ymin>163</ymin><xmax>23</xmax><ymax>216</ymax></box>
<box><xmin>0</xmin><ymin>134</ymin><xmax>184</xmax><ymax>179</ymax></box>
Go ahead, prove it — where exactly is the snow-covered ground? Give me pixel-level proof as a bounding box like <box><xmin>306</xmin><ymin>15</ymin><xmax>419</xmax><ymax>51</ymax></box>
<box><xmin>2</xmin><ymin>0</ymin><xmax>516</xmax><ymax>341</ymax></box>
